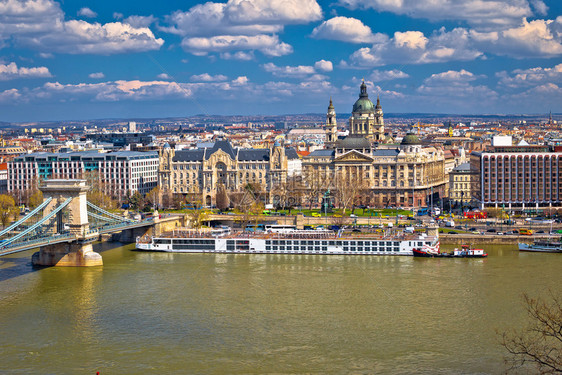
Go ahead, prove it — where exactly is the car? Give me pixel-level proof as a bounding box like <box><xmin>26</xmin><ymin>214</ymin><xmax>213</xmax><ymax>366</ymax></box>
<box><xmin>468</xmin><ymin>227</ymin><xmax>477</xmax><ymax>232</ymax></box>
<box><xmin>486</xmin><ymin>229</ymin><xmax>496</xmax><ymax>233</ymax></box>
<box><xmin>333</xmin><ymin>214</ymin><xmax>342</xmax><ymax>218</ymax></box>
<box><xmin>448</xmin><ymin>231</ymin><xmax>458</xmax><ymax>234</ymax></box>
<box><xmin>352</xmin><ymin>228</ymin><xmax>361</xmax><ymax>232</ymax></box>
<box><xmin>311</xmin><ymin>212</ymin><xmax>321</xmax><ymax>217</ymax></box>
<box><xmin>350</xmin><ymin>214</ymin><xmax>358</xmax><ymax>218</ymax></box>
<box><xmin>497</xmin><ymin>232</ymin><xmax>504</xmax><ymax>235</ymax></box>
<box><xmin>536</xmin><ymin>230</ymin><xmax>545</xmax><ymax>234</ymax></box>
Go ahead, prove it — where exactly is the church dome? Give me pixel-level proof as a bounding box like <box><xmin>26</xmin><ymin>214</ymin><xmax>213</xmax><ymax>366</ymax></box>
<box><xmin>401</xmin><ymin>133</ymin><xmax>421</xmax><ymax>145</ymax></box>
<box><xmin>352</xmin><ymin>80</ymin><xmax>374</xmax><ymax>113</ymax></box>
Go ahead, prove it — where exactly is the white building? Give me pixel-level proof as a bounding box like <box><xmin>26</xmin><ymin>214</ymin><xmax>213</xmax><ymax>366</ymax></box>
<box><xmin>8</xmin><ymin>151</ymin><xmax>159</xmax><ymax>198</ymax></box>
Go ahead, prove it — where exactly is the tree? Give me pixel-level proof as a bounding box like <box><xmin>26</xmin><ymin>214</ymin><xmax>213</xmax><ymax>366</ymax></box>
<box><xmin>0</xmin><ymin>194</ymin><xmax>18</xmax><ymax>228</ymax></box>
<box><xmin>28</xmin><ymin>190</ymin><xmax>44</xmax><ymax>209</ymax></box>
<box><xmin>215</xmin><ymin>183</ymin><xmax>230</xmax><ymax>211</ymax></box>
<box><xmin>499</xmin><ymin>292</ymin><xmax>562</xmax><ymax>374</ymax></box>
<box><xmin>146</xmin><ymin>186</ymin><xmax>161</xmax><ymax>210</ymax></box>
<box><xmin>186</xmin><ymin>201</ymin><xmax>209</xmax><ymax>229</ymax></box>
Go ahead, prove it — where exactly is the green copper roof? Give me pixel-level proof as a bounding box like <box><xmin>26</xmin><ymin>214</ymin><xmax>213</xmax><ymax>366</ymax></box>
<box><xmin>352</xmin><ymin>81</ymin><xmax>374</xmax><ymax>113</ymax></box>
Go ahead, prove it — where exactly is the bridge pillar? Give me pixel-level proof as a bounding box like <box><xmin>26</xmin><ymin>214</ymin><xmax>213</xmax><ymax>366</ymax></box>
<box><xmin>32</xmin><ymin>179</ymin><xmax>102</xmax><ymax>267</ymax></box>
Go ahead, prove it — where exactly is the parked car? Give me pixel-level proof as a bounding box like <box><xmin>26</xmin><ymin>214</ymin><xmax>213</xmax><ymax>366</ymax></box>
<box><xmin>497</xmin><ymin>232</ymin><xmax>504</xmax><ymax>235</ymax></box>
<box><xmin>311</xmin><ymin>212</ymin><xmax>321</xmax><ymax>217</ymax></box>
<box><xmin>448</xmin><ymin>231</ymin><xmax>458</xmax><ymax>234</ymax></box>
<box><xmin>486</xmin><ymin>229</ymin><xmax>496</xmax><ymax>233</ymax></box>
<box><xmin>350</xmin><ymin>214</ymin><xmax>358</xmax><ymax>218</ymax></box>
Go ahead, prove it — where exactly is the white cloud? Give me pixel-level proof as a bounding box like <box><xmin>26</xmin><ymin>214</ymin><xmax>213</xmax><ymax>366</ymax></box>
<box><xmin>123</xmin><ymin>15</ymin><xmax>157</xmax><ymax>28</ymax></box>
<box><xmin>182</xmin><ymin>34</ymin><xmax>292</xmax><ymax>57</ymax></box>
<box><xmin>311</xmin><ymin>16</ymin><xmax>386</xmax><ymax>43</ymax></box>
<box><xmin>113</xmin><ymin>12</ymin><xmax>124</xmax><ymax>20</ymax></box>
<box><xmin>38</xmin><ymin>52</ymin><xmax>54</xmax><ymax>59</ymax></box>
<box><xmin>157</xmin><ymin>73</ymin><xmax>171</xmax><ymax>80</ymax></box>
<box><xmin>424</xmin><ymin>69</ymin><xmax>481</xmax><ymax>83</ymax></box>
<box><xmin>471</xmin><ymin>18</ymin><xmax>562</xmax><ymax>58</ymax></box>
<box><xmin>89</xmin><ymin>72</ymin><xmax>105</xmax><ymax>79</ymax></box>
<box><xmin>19</xmin><ymin>21</ymin><xmax>164</xmax><ymax>54</ymax></box>
<box><xmin>163</xmin><ymin>0</ymin><xmax>322</xmax><ymax>58</ymax></box>
<box><xmin>220</xmin><ymin>51</ymin><xmax>255</xmax><ymax>60</ymax></box>
<box><xmin>370</xmin><ymin>69</ymin><xmax>409</xmax><ymax>81</ymax></box>
<box><xmin>344</xmin><ymin>28</ymin><xmax>482</xmax><ymax>68</ymax></box>
<box><xmin>163</xmin><ymin>0</ymin><xmax>322</xmax><ymax>37</ymax></box>
<box><xmin>0</xmin><ymin>0</ymin><xmax>164</xmax><ymax>55</ymax></box>
<box><xmin>417</xmin><ymin>69</ymin><xmax>497</xmax><ymax>99</ymax></box>
<box><xmin>262</xmin><ymin>62</ymin><xmax>316</xmax><ymax>78</ymax></box>
<box><xmin>190</xmin><ymin>73</ymin><xmax>228</xmax><ymax>82</ymax></box>
<box><xmin>497</xmin><ymin>63</ymin><xmax>562</xmax><ymax>88</ymax></box>
<box><xmin>338</xmin><ymin>0</ymin><xmax>542</xmax><ymax>29</ymax></box>
<box><xmin>0</xmin><ymin>62</ymin><xmax>51</xmax><ymax>80</ymax></box>
<box><xmin>231</xmin><ymin>76</ymin><xmax>249</xmax><ymax>85</ymax></box>
<box><xmin>77</xmin><ymin>7</ymin><xmax>97</xmax><ymax>18</ymax></box>
<box><xmin>314</xmin><ymin>60</ymin><xmax>333</xmax><ymax>72</ymax></box>
<box><xmin>0</xmin><ymin>88</ymin><xmax>20</xmax><ymax>102</ymax></box>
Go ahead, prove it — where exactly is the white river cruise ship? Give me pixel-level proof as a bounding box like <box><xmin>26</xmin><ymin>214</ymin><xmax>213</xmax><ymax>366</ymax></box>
<box><xmin>136</xmin><ymin>225</ymin><xmax>439</xmax><ymax>256</ymax></box>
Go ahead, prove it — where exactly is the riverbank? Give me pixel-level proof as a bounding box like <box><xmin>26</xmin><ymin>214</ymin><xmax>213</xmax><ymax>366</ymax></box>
<box><xmin>438</xmin><ymin>234</ymin><xmax>555</xmax><ymax>245</ymax></box>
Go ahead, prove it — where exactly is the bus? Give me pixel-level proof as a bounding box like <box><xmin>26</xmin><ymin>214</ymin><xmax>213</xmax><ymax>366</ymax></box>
<box><xmin>264</xmin><ymin>225</ymin><xmax>297</xmax><ymax>234</ymax></box>
<box><xmin>417</xmin><ymin>207</ymin><xmax>430</xmax><ymax>216</ymax></box>
<box><xmin>519</xmin><ymin>229</ymin><xmax>533</xmax><ymax>236</ymax></box>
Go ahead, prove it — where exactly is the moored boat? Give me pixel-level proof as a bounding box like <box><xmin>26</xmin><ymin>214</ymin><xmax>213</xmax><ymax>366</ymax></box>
<box><xmin>136</xmin><ymin>226</ymin><xmax>440</xmax><ymax>256</ymax></box>
<box><xmin>518</xmin><ymin>241</ymin><xmax>562</xmax><ymax>253</ymax></box>
<box><xmin>413</xmin><ymin>244</ymin><xmax>487</xmax><ymax>258</ymax></box>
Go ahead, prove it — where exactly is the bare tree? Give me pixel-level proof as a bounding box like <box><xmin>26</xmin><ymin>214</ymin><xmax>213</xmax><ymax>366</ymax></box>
<box><xmin>302</xmin><ymin>168</ymin><xmax>330</xmax><ymax>210</ymax></box>
<box><xmin>499</xmin><ymin>292</ymin><xmax>562</xmax><ymax>374</ymax></box>
<box><xmin>215</xmin><ymin>183</ymin><xmax>230</xmax><ymax>211</ymax></box>
<box><xmin>146</xmin><ymin>186</ymin><xmax>161</xmax><ymax>209</ymax></box>
<box><xmin>186</xmin><ymin>200</ymin><xmax>209</xmax><ymax>229</ymax></box>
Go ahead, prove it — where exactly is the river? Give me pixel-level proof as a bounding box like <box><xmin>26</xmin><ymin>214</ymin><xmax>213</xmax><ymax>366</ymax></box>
<box><xmin>0</xmin><ymin>243</ymin><xmax>560</xmax><ymax>374</ymax></box>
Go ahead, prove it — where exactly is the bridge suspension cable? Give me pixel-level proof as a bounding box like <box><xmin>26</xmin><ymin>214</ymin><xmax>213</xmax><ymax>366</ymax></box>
<box><xmin>2</xmin><ymin>198</ymin><xmax>72</xmax><ymax>248</ymax></box>
<box><xmin>0</xmin><ymin>197</ymin><xmax>53</xmax><ymax>238</ymax></box>
<box><xmin>87</xmin><ymin>202</ymin><xmax>133</xmax><ymax>222</ymax></box>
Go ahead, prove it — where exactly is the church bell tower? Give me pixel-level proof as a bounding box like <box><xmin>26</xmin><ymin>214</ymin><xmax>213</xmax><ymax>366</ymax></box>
<box><xmin>325</xmin><ymin>97</ymin><xmax>338</xmax><ymax>147</ymax></box>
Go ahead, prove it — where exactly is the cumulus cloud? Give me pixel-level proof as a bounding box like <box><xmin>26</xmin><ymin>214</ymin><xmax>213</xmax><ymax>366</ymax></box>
<box><xmin>190</xmin><ymin>73</ymin><xmax>228</xmax><ymax>82</ymax></box>
<box><xmin>424</xmin><ymin>69</ymin><xmax>482</xmax><ymax>83</ymax></box>
<box><xmin>89</xmin><ymin>72</ymin><xmax>105</xmax><ymax>79</ymax></box>
<box><xmin>182</xmin><ymin>34</ymin><xmax>292</xmax><ymax>57</ymax></box>
<box><xmin>262</xmin><ymin>61</ymin><xmax>334</xmax><ymax>79</ymax></box>
<box><xmin>314</xmin><ymin>60</ymin><xmax>333</xmax><ymax>72</ymax></box>
<box><xmin>157</xmin><ymin>73</ymin><xmax>171</xmax><ymax>80</ymax></box>
<box><xmin>471</xmin><ymin>18</ymin><xmax>562</xmax><ymax>58</ymax></box>
<box><xmin>343</xmin><ymin>28</ymin><xmax>482</xmax><ymax>68</ymax></box>
<box><xmin>0</xmin><ymin>0</ymin><xmax>164</xmax><ymax>55</ymax></box>
<box><xmin>231</xmin><ymin>76</ymin><xmax>249</xmax><ymax>85</ymax></box>
<box><xmin>311</xmin><ymin>16</ymin><xmax>386</xmax><ymax>43</ymax></box>
<box><xmin>417</xmin><ymin>69</ymin><xmax>496</xmax><ymax>100</ymax></box>
<box><xmin>262</xmin><ymin>62</ymin><xmax>315</xmax><ymax>78</ymax></box>
<box><xmin>370</xmin><ymin>69</ymin><xmax>409</xmax><ymax>81</ymax></box>
<box><xmin>0</xmin><ymin>62</ymin><xmax>51</xmax><ymax>80</ymax></box>
<box><xmin>77</xmin><ymin>7</ymin><xmax>97</xmax><ymax>18</ymax></box>
<box><xmin>122</xmin><ymin>15</ymin><xmax>157</xmax><ymax>28</ymax></box>
<box><xmin>496</xmin><ymin>63</ymin><xmax>562</xmax><ymax>88</ymax></box>
<box><xmin>0</xmin><ymin>88</ymin><xmax>21</xmax><ymax>102</ymax></box>
<box><xmin>338</xmin><ymin>0</ymin><xmax>544</xmax><ymax>29</ymax></box>
<box><xmin>163</xmin><ymin>0</ymin><xmax>322</xmax><ymax>58</ymax></box>
<box><xmin>19</xmin><ymin>21</ymin><xmax>164</xmax><ymax>54</ymax></box>
<box><xmin>220</xmin><ymin>51</ymin><xmax>255</xmax><ymax>60</ymax></box>
<box><xmin>163</xmin><ymin>0</ymin><xmax>322</xmax><ymax>37</ymax></box>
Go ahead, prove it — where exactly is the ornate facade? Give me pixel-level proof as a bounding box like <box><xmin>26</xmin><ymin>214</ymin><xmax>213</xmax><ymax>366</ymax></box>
<box><xmin>348</xmin><ymin>80</ymin><xmax>384</xmax><ymax>142</ymax></box>
<box><xmin>158</xmin><ymin>140</ymin><xmax>298</xmax><ymax>206</ymax></box>
<box><xmin>305</xmin><ymin>83</ymin><xmax>446</xmax><ymax>208</ymax></box>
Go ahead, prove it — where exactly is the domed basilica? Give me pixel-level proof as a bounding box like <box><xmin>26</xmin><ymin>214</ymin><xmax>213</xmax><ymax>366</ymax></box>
<box><xmin>302</xmin><ymin>81</ymin><xmax>447</xmax><ymax>208</ymax></box>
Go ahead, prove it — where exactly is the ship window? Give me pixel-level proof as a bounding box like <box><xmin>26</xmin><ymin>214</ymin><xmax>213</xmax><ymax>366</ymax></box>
<box><xmin>329</xmin><ymin>241</ymin><xmax>335</xmax><ymax>246</ymax></box>
<box><xmin>266</xmin><ymin>245</ymin><xmax>271</xmax><ymax>250</ymax></box>
<box><xmin>394</xmin><ymin>247</ymin><xmax>400</xmax><ymax>252</ymax></box>
<box><xmin>323</xmin><ymin>246</ymin><xmax>327</xmax><ymax>251</ymax></box>
<box><xmin>418</xmin><ymin>242</ymin><xmax>422</xmax><ymax>247</ymax></box>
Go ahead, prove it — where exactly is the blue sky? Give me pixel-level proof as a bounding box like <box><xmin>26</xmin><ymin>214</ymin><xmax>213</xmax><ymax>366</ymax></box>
<box><xmin>0</xmin><ymin>0</ymin><xmax>561</xmax><ymax>122</ymax></box>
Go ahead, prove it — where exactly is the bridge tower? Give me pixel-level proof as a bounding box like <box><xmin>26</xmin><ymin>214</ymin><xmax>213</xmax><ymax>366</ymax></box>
<box><xmin>32</xmin><ymin>180</ymin><xmax>102</xmax><ymax>267</ymax></box>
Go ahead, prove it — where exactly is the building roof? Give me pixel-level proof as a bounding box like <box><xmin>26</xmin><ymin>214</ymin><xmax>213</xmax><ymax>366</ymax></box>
<box><xmin>335</xmin><ymin>135</ymin><xmax>372</xmax><ymax>149</ymax></box>
<box><xmin>401</xmin><ymin>133</ymin><xmax>421</xmax><ymax>145</ymax></box>
<box><xmin>285</xmin><ymin>148</ymin><xmax>299</xmax><ymax>160</ymax></box>
<box><xmin>205</xmin><ymin>140</ymin><xmax>236</xmax><ymax>160</ymax></box>
<box><xmin>173</xmin><ymin>149</ymin><xmax>206</xmax><ymax>162</ymax></box>
<box><xmin>453</xmin><ymin>162</ymin><xmax>471</xmax><ymax>172</ymax></box>
<box><xmin>372</xmin><ymin>148</ymin><xmax>399</xmax><ymax>157</ymax></box>
<box><xmin>308</xmin><ymin>149</ymin><xmax>335</xmax><ymax>157</ymax></box>
<box><xmin>238</xmin><ymin>149</ymin><xmax>270</xmax><ymax>161</ymax></box>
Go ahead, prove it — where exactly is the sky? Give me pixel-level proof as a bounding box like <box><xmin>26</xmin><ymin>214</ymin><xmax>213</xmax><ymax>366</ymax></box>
<box><xmin>0</xmin><ymin>0</ymin><xmax>561</xmax><ymax>122</ymax></box>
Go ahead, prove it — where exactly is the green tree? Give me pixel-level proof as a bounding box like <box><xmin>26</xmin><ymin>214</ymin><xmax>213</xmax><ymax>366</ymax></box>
<box><xmin>499</xmin><ymin>292</ymin><xmax>562</xmax><ymax>374</ymax></box>
<box><xmin>146</xmin><ymin>186</ymin><xmax>161</xmax><ymax>210</ymax></box>
<box><xmin>0</xmin><ymin>194</ymin><xmax>18</xmax><ymax>228</ymax></box>
<box><xmin>28</xmin><ymin>190</ymin><xmax>44</xmax><ymax>209</ymax></box>
<box><xmin>215</xmin><ymin>183</ymin><xmax>230</xmax><ymax>211</ymax></box>
<box><xmin>186</xmin><ymin>201</ymin><xmax>209</xmax><ymax>229</ymax></box>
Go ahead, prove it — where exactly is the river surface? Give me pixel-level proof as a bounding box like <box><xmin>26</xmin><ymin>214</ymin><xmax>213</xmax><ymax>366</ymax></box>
<box><xmin>0</xmin><ymin>243</ymin><xmax>560</xmax><ymax>374</ymax></box>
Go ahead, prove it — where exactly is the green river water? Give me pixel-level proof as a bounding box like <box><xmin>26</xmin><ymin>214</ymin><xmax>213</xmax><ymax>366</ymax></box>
<box><xmin>0</xmin><ymin>243</ymin><xmax>560</xmax><ymax>374</ymax></box>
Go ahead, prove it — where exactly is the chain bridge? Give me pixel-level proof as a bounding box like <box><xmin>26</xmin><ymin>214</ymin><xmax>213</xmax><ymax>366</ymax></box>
<box><xmin>0</xmin><ymin>180</ymin><xmax>159</xmax><ymax>266</ymax></box>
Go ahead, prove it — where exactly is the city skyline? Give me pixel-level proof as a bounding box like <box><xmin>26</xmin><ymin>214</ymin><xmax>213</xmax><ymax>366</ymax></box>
<box><xmin>0</xmin><ymin>0</ymin><xmax>561</xmax><ymax>122</ymax></box>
